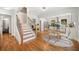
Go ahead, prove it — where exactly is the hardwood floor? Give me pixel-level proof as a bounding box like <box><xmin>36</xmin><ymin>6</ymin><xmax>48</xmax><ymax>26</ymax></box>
<box><xmin>0</xmin><ymin>33</ymin><xmax>79</xmax><ymax>51</ymax></box>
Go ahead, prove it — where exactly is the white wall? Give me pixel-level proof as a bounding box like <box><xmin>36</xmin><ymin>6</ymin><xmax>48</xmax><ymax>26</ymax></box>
<box><xmin>77</xmin><ymin>8</ymin><xmax>79</xmax><ymax>40</ymax></box>
<box><xmin>40</xmin><ymin>18</ymin><xmax>47</xmax><ymax>31</ymax></box>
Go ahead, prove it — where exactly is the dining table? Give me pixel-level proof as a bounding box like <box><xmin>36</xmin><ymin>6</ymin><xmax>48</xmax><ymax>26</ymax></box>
<box><xmin>47</xmin><ymin>29</ymin><xmax>66</xmax><ymax>41</ymax></box>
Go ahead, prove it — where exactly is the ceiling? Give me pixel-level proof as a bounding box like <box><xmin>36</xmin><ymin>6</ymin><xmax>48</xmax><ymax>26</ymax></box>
<box><xmin>27</xmin><ymin>7</ymin><xmax>75</xmax><ymax>18</ymax></box>
<box><xmin>0</xmin><ymin>7</ymin><xmax>17</xmax><ymax>11</ymax></box>
<box><xmin>0</xmin><ymin>7</ymin><xmax>77</xmax><ymax>18</ymax></box>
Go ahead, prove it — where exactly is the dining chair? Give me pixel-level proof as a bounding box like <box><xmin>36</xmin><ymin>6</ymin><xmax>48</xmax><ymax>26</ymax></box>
<box><xmin>60</xmin><ymin>27</ymin><xmax>71</xmax><ymax>39</ymax></box>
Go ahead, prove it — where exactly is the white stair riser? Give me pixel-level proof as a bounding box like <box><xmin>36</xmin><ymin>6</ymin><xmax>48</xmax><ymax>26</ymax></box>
<box><xmin>21</xmin><ymin>27</ymin><xmax>31</xmax><ymax>29</ymax></box>
<box><xmin>21</xmin><ymin>28</ymin><xmax>32</xmax><ymax>30</ymax></box>
<box><xmin>23</xmin><ymin>34</ymin><xmax>35</xmax><ymax>39</ymax></box>
<box><xmin>23</xmin><ymin>32</ymin><xmax>34</xmax><ymax>35</ymax></box>
<box><xmin>23</xmin><ymin>36</ymin><xmax>36</xmax><ymax>43</ymax></box>
<box><xmin>22</xmin><ymin>30</ymin><xmax>33</xmax><ymax>32</ymax></box>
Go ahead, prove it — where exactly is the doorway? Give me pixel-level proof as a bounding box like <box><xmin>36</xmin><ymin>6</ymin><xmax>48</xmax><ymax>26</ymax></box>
<box><xmin>3</xmin><ymin>16</ymin><xmax>10</xmax><ymax>34</ymax></box>
<box><xmin>0</xmin><ymin>15</ymin><xmax>11</xmax><ymax>34</ymax></box>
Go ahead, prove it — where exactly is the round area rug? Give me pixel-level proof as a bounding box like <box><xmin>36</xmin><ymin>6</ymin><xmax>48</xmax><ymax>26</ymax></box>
<box><xmin>43</xmin><ymin>35</ymin><xmax>73</xmax><ymax>48</ymax></box>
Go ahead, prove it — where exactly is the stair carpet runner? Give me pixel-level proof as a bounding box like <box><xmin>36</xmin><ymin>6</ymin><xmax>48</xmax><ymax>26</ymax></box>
<box><xmin>19</xmin><ymin>20</ymin><xmax>36</xmax><ymax>43</ymax></box>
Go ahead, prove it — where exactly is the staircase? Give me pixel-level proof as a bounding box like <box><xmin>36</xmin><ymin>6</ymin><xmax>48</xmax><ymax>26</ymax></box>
<box><xmin>17</xmin><ymin>11</ymin><xmax>36</xmax><ymax>44</ymax></box>
<box><xmin>21</xmin><ymin>23</ymin><xmax>36</xmax><ymax>43</ymax></box>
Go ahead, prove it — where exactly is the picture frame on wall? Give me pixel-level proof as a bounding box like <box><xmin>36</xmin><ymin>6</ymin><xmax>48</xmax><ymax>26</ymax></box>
<box><xmin>61</xmin><ymin>19</ymin><xmax>67</xmax><ymax>27</ymax></box>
